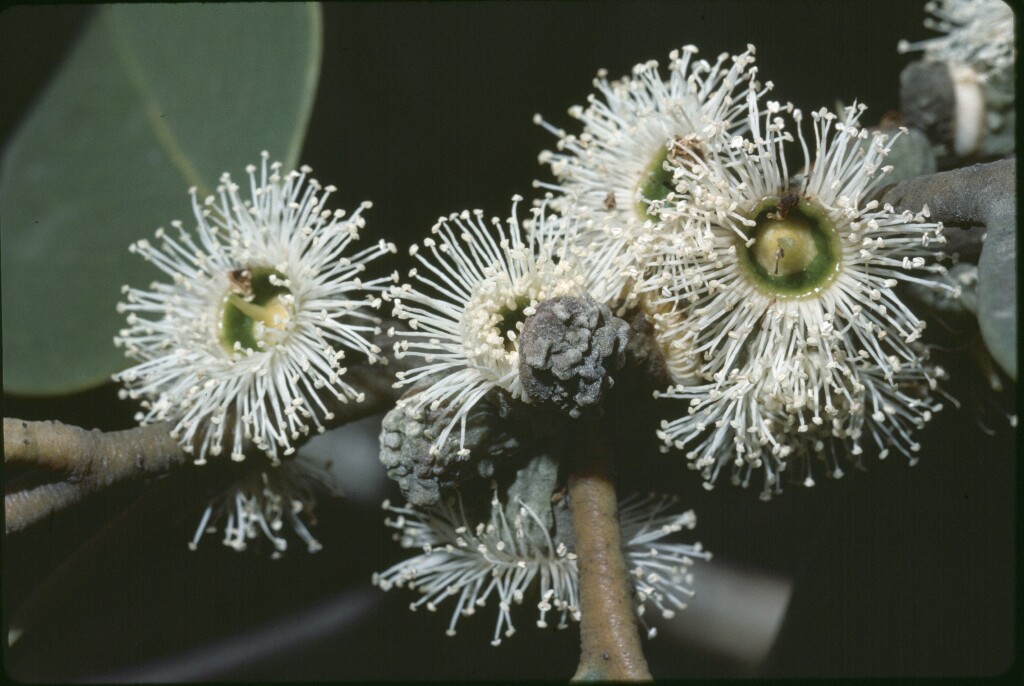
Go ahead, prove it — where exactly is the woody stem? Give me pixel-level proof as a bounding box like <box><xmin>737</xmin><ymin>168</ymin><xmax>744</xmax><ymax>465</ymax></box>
<box><xmin>568</xmin><ymin>426</ymin><xmax>652</xmax><ymax>681</ymax></box>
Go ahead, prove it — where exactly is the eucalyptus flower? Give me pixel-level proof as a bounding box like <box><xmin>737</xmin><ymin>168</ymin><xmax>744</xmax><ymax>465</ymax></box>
<box><xmin>189</xmin><ymin>454</ymin><xmax>339</xmax><ymax>557</ymax></box>
<box><xmin>898</xmin><ymin>0</ymin><xmax>1015</xmax><ymax>159</ymax></box>
<box><xmin>115</xmin><ymin>153</ymin><xmax>395</xmax><ymax>465</ymax></box>
<box><xmin>387</xmin><ymin>198</ymin><xmax>612</xmax><ymax>454</ymax></box>
<box><xmin>646</xmin><ymin>97</ymin><xmax>953</xmax><ymax>496</ymax></box>
<box><xmin>534</xmin><ymin>44</ymin><xmax>771</xmax><ymax>304</ymax></box>
<box><xmin>373</xmin><ymin>488</ymin><xmax>710</xmax><ymax>645</ymax></box>
<box><xmin>656</xmin><ymin>356</ymin><xmax>947</xmax><ymax>498</ymax></box>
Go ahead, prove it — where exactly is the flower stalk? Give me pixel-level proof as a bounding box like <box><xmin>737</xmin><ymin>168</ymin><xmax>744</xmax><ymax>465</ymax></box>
<box><xmin>568</xmin><ymin>426</ymin><xmax>652</xmax><ymax>682</ymax></box>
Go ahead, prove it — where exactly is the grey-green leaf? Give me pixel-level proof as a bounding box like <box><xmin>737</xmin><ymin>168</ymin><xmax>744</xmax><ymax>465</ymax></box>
<box><xmin>1</xmin><ymin>3</ymin><xmax>322</xmax><ymax>395</ymax></box>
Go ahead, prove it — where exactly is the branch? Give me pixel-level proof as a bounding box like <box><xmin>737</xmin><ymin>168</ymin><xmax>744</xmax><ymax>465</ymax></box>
<box><xmin>4</xmin><ymin>419</ymin><xmax>181</xmax><ymax>475</ymax></box>
<box><xmin>4</xmin><ymin>342</ymin><xmax>407</xmax><ymax>534</ymax></box>
<box><xmin>876</xmin><ymin>159</ymin><xmax>1015</xmax><ymax>231</ymax></box>
<box><xmin>4</xmin><ymin>420</ymin><xmax>184</xmax><ymax>533</ymax></box>
<box><xmin>568</xmin><ymin>427</ymin><xmax>652</xmax><ymax>682</ymax></box>
<box><xmin>5</xmin><ymin>482</ymin><xmax>91</xmax><ymax>533</ymax></box>
<box><xmin>877</xmin><ymin>159</ymin><xmax>1016</xmax><ymax>379</ymax></box>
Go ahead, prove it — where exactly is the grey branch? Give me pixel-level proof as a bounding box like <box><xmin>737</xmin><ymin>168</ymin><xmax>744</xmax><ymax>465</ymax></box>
<box><xmin>4</xmin><ymin>419</ymin><xmax>185</xmax><ymax>533</ymax></box>
<box><xmin>4</xmin><ymin>337</ymin><xmax>408</xmax><ymax>533</ymax></box>
<box><xmin>877</xmin><ymin>159</ymin><xmax>1016</xmax><ymax>379</ymax></box>
<box><xmin>877</xmin><ymin>159</ymin><xmax>1015</xmax><ymax>231</ymax></box>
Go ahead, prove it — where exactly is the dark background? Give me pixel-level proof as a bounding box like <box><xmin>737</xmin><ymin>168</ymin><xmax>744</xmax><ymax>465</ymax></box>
<box><xmin>1</xmin><ymin>1</ymin><xmax>1016</xmax><ymax>680</ymax></box>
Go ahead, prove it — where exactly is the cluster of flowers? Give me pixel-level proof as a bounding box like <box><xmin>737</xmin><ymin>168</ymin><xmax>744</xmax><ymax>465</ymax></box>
<box><xmin>113</xmin><ymin>8</ymin><xmax>989</xmax><ymax>642</ymax></box>
<box><xmin>387</xmin><ymin>44</ymin><xmax>952</xmax><ymax>500</ymax></box>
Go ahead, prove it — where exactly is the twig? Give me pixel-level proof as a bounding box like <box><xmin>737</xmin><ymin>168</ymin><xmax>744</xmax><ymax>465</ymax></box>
<box><xmin>5</xmin><ymin>482</ymin><xmax>91</xmax><ymax>533</ymax></box>
<box><xmin>4</xmin><ymin>420</ymin><xmax>184</xmax><ymax>533</ymax></box>
<box><xmin>4</xmin><ymin>343</ymin><xmax>406</xmax><ymax>534</ymax></box>
<box><xmin>4</xmin><ymin>419</ymin><xmax>181</xmax><ymax>475</ymax></box>
<box><xmin>873</xmin><ymin>159</ymin><xmax>1014</xmax><ymax>256</ymax></box>
<box><xmin>568</xmin><ymin>427</ymin><xmax>652</xmax><ymax>682</ymax></box>
<box><xmin>876</xmin><ymin>159</ymin><xmax>1015</xmax><ymax>231</ymax></box>
<box><xmin>876</xmin><ymin>159</ymin><xmax>1016</xmax><ymax>379</ymax></box>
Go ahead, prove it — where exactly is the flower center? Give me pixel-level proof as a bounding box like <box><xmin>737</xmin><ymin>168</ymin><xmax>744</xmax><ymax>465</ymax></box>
<box><xmin>635</xmin><ymin>146</ymin><xmax>674</xmax><ymax>220</ymax></box>
<box><xmin>462</xmin><ymin>272</ymin><xmax>542</xmax><ymax>370</ymax></box>
<box><xmin>635</xmin><ymin>137</ymin><xmax>701</xmax><ymax>221</ymax></box>
<box><xmin>495</xmin><ymin>297</ymin><xmax>532</xmax><ymax>352</ymax></box>
<box><xmin>219</xmin><ymin>267</ymin><xmax>293</xmax><ymax>353</ymax></box>
<box><xmin>736</xmin><ymin>195</ymin><xmax>841</xmax><ymax>298</ymax></box>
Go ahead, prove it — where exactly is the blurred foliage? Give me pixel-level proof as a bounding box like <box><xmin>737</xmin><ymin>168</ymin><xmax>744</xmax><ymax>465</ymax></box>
<box><xmin>1</xmin><ymin>3</ymin><xmax>322</xmax><ymax>395</ymax></box>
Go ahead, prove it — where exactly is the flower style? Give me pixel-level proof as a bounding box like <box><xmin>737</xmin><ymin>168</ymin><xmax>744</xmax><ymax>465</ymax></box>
<box><xmin>534</xmin><ymin>45</ymin><xmax>771</xmax><ymax>304</ymax></box>
<box><xmin>898</xmin><ymin>0</ymin><xmax>1015</xmax><ymax>75</ymax></box>
<box><xmin>387</xmin><ymin>198</ymin><xmax>609</xmax><ymax>454</ymax></box>
<box><xmin>644</xmin><ymin>98</ymin><xmax>953</xmax><ymax>497</ymax></box>
<box><xmin>373</xmin><ymin>488</ymin><xmax>710</xmax><ymax>645</ymax></box>
<box><xmin>115</xmin><ymin>152</ymin><xmax>395</xmax><ymax>465</ymax></box>
<box><xmin>189</xmin><ymin>454</ymin><xmax>339</xmax><ymax>557</ymax></box>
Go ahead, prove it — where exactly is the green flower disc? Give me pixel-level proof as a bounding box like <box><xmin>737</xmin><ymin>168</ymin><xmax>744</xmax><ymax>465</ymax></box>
<box><xmin>736</xmin><ymin>197</ymin><xmax>842</xmax><ymax>299</ymax></box>
<box><xmin>220</xmin><ymin>267</ymin><xmax>292</xmax><ymax>353</ymax></box>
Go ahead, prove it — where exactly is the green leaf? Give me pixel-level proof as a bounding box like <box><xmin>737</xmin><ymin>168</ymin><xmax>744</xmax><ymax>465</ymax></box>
<box><xmin>1</xmin><ymin>3</ymin><xmax>323</xmax><ymax>395</ymax></box>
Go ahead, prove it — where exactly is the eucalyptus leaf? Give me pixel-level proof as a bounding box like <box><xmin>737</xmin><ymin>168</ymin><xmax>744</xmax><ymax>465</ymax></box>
<box><xmin>1</xmin><ymin>3</ymin><xmax>322</xmax><ymax>395</ymax></box>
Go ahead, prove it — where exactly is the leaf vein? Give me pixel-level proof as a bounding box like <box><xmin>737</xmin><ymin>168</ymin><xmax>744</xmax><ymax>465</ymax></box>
<box><xmin>102</xmin><ymin>8</ymin><xmax>212</xmax><ymax>198</ymax></box>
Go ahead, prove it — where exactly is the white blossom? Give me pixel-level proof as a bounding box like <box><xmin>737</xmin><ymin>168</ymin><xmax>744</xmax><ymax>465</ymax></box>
<box><xmin>189</xmin><ymin>454</ymin><xmax>339</xmax><ymax>557</ymax></box>
<box><xmin>645</xmin><ymin>97</ymin><xmax>954</xmax><ymax>497</ymax></box>
<box><xmin>386</xmin><ymin>198</ymin><xmax>610</xmax><ymax>454</ymax></box>
<box><xmin>534</xmin><ymin>44</ymin><xmax>771</xmax><ymax>305</ymax></box>
<box><xmin>373</xmin><ymin>488</ymin><xmax>710</xmax><ymax>644</ymax></box>
<box><xmin>115</xmin><ymin>152</ymin><xmax>395</xmax><ymax>465</ymax></box>
<box><xmin>898</xmin><ymin>0</ymin><xmax>1015</xmax><ymax>75</ymax></box>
